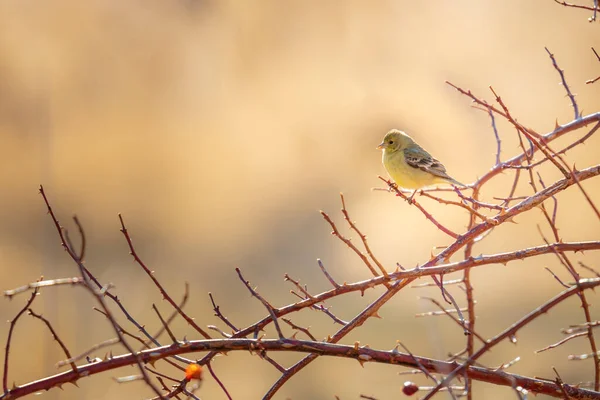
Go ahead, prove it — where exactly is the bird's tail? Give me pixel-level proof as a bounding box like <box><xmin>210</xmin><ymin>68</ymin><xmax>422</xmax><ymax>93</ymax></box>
<box><xmin>446</xmin><ymin>177</ymin><xmax>467</xmax><ymax>188</ymax></box>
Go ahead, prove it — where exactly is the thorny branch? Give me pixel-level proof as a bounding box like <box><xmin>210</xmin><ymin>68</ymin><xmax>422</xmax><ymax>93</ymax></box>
<box><xmin>3</xmin><ymin>330</ymin><xmax>600</xmax><ymax>399</ymax></box>
<box><xmin>553</xmin><ymin>0</ymin><xmax>599</xmax><ymax>21</ymax></box>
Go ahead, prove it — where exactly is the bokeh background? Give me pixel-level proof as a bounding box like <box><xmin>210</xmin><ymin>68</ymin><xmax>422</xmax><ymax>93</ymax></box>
<box><xmin>1</xmin><ymin>1</ymin><xmax>599</xmax><ymax>399</ymax></box>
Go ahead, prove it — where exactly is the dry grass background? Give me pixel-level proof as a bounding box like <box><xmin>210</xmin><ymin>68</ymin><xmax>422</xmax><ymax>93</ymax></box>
<box><xmin>0</xmin><ymin>1</ymin><xmax>599</xmax><ymax>399</ymax></box>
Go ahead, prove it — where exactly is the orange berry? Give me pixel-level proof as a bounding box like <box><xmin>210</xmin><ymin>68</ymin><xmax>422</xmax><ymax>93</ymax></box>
<box><xmin>185</xmin><ymin>363</ymin><xmax>203</xmax><ymax>381</ymax></box>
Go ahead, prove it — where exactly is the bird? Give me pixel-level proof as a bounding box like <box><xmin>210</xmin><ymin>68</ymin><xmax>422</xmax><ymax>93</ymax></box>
<box><xmin>377</xmin><ymin>129</ymin><xmax>465</xmax><ymax>190</ymax></box>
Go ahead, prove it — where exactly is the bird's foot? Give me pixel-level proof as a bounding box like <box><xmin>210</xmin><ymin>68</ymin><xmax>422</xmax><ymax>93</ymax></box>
<box><xmin>407</xmin><ymin>190</ymin><xmax>420</xmax><ymax>205</ymax></box>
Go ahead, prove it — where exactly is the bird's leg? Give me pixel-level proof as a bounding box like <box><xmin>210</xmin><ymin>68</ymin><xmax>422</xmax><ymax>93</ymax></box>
<box><xmin>407</xmin><ymin>190</ymin><xmax>418</xmax><ymax>205</ymax></box>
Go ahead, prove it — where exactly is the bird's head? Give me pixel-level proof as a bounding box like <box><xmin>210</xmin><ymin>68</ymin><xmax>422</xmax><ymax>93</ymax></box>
<box><xmin>377</xmin><ymin>129</ymin><xmax>412</xmax><ymax>153</ymax></box>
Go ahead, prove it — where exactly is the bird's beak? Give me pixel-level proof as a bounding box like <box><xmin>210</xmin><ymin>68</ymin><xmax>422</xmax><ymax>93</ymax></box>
<box><xmin>376</xmin><ymin>142</ymin><xmax>385</xmax><ymax>150</ymax></box>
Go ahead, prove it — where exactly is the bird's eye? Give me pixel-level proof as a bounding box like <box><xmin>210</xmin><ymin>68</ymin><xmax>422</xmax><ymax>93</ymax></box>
<box><xmin>388</xmin><ymin>140</ymin><xmax>394</xmax><ymax>145</ymax></box>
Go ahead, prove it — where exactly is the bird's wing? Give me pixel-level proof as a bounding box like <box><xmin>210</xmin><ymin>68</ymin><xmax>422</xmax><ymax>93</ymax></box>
<box><xmin>404</xmin><ymin>145</ymin><xmax>452</xmax><ymax>180</ymax></box>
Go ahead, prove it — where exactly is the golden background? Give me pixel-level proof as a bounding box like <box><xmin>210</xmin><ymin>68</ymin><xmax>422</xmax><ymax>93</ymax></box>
<box><xmin>1</xmin><ymin>1</ymin><xmax>599</xmax><ymax>399</ymax></box>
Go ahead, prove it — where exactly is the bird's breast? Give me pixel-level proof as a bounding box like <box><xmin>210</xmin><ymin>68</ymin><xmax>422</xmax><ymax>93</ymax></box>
<box><xmin>383</xmin><ymin>150</ymin><xmax>437</xmax><ymax>189</ymax></box>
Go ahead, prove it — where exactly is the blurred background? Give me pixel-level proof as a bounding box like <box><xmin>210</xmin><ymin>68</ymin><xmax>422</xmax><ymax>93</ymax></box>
<box><xmin>1</xmin><ymin>1</ymin><xmax>599</xmax><ymax>398</ymax></box>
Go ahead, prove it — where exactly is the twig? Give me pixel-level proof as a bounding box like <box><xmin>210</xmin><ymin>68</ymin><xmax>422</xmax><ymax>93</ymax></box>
<box><xmin>488</xmin><ymin>105</ymin><xmax>502</xmax><ymax>165</ymax></box>
<box><xmin>379</xmin><ymin>177</ymin><xmax>460</xmax><ymax>239</ymax></box>
<box><xmin>118</xmin><ymin>215</ymin><xmax>211</xmax><ymax>340</ymax></box>
<box><xmin>289</xmin><ymin>290</ymin><xmax>348</xmax><ymax>325</ymax></box>
<box><xmin>284</xmin><ymin>274</ymin><xmax>315</xmax><ymax>300</ymax></box>
<box><xmin>317</xmin><ymin>259</ymin><xmax>340</xmax><ymax>288</ymax></box>
<box><xmin>489</xmin><ymin>86</ymin><xmax>571</xmax><ymax>179</ymax></box>
<box><xmin>320</xmin><ymin>210</ymin><xmax>384</xmax><ymax>277</ymax></box>
<box><xmin>236</xmin><ymin>268</ymin><xmax>285</xmax><ymax>339</ymax></box>
<box><xmin>587</xmin><ymin>48</ymin><xmax>600</xmax><ymax>84</ymax></box>
<box><xmin>28</xmin><ymin>309</ymin><xmax>77</xmax><ymax>372</ymax></box>
<box><xmin>209</xmin><ymin>292</ymin><xmax>239</xmax><ymax>332</ymax></box>
<box><xmin>453</xmin><ymin>189</ymin><xmax>505</xmax><ymax>211</ymax></box>
<box><xmin>207</xmin><ymin>363</ymin><xmax>232</xmax><ymax>400</ymax></box>
<box><xmin>418</xmin><ymin>297</ymin><xmax>485</xmax><ymax>343</ymax></box>
<box><xmin>339</xmin><ymin>193</ymin><xmax>388</xmax><ymax>277</ymax></box>
<box><xmin>563</xmin><ymin>321</ymin><xmax>600</xmax><ymax>335</ymax></box>
<box><xmin>57</xmin><ymin>338</ymin><xmax>120</xmax><ymax>368</ymax></box>
<box><xmin>4</xmin><ymin>277</ymin><xmax>84</xmax><ymax>298</ymax></box>
<box><xmin>553</xmin><ymin>0</ymin><xmax>599</xmax><ymax>21</ymax></box>
<box><xmin>553</xmin><ymin>367</ymin><xmax>573</xmax><ymax>400</ymax></box>
<box><xmin>412</xmin><ymin>278</ymin><xmax>464</xmax><ymax>288</ymax></box>
<box><xmin>545</xmin><ymin>267</ymin><xmax>570</xmax><ymax>288</ymax></box>
<box><xmin>418</xmin><ymin>191</ymin><xmax>491</xmax><ymax>222</ymax></box>
<box><xmin>446</xmin><ymin>81</ymin><xmax>542</xmax><ymax>139</ymax></box>
<box><xmin>152</xmin><ymin>305</ymin><xmax>178</xmax><ymax>344</ymax></box>
<box><xmin>536</xmin><ymin>332</ymin><xmax>587</xmax><ymax>353</ymax></box>
<box><xmin>462</xmin><ymin>182</ymin><xmax>481</xmax><ymax>400</ymax></box>
<box><xmin>282</xmin><ymin>318</ymin><xmax>317</xmax><ymax>341</ymax></box>
<box><xmin>3</xmin><ymin>287</ymin><xmax>39</xmax><ymax>392</ymax></box>
<box><xmin>145</xmin><ymin>283</ymin><xmax>190</xmax><ymax>349</ymax></box>
<box><xmin>579</xmin><ymin>261</ymin><xmax>600</xmax><ymax>278</ymax></box>
<box><xmin>545</xmin><ymin>47</ymin><xmax>580</xmax><ymax>120</ymax></box>
<box><xmin>145</xmin><ymin>366</ymin><xmax>180</xmax><ymax>384</ymax></box>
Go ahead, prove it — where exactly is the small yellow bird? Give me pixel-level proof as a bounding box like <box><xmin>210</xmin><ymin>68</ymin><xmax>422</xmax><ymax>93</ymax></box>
<box><xmin>377</xmin><ymin>129</ymin><xmax>465</xmax><ymax>189</ymax></box>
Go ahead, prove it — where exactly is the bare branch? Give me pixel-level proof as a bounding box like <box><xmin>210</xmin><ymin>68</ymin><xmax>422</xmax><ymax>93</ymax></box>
<box><xmin>3</xmin><ymin>287</ymin><xmax>39</xmax><ymax>392</ymax></box>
